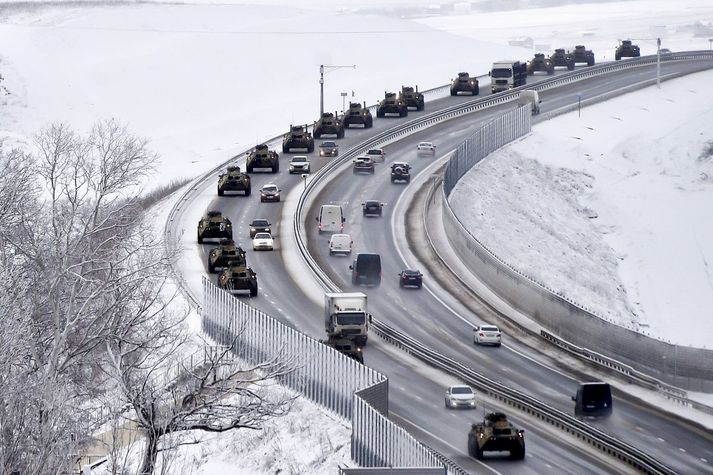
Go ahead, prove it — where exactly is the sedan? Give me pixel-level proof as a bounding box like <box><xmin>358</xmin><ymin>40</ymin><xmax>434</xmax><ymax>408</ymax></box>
<box><xmin>444</xmin><ymin>385</ymin><xmax>477</xmax><ymax>409</ymax></box>
<box><xmin>260</xmin><ymin>184</ymin><xmax>281</xmax><ymax>202</ymax></box>
<box><xmin>289</xmin><ymin>156</ymin><xmax>311</xmax><ymax>174</ymax></box>
<box><xmin>252</xmin><ymin>232</ymin><xmax>274</xmax><ymax>251</ymax></box>
<box><xmin>364</xmin><ymin>148</ymin><xmax>386</xmax><ymax>162</ymax></box>
<box><xmin>248</xmin><ymin>219</ymin><xmax>271</xmax><ymax>238</ymax></box>
<box><xmin>398</xmin><ymin>269</ymin><xmax>423</xmax><ymax>288</ymax></box>
<box><xmin>473</xmin><ymin>324</ymin><xmax>502</xmax><ymax>347</ymax></box>
<box><xmin>353</xmin><ymin>156</ymin><xmax>375</xmax><ymax>174</ymax></box>
<box><xmin>362</xmin><ymin>200</ymin><xmax>385</xmax><ymax>217</ymax></box>
<box><xmin>417</xmin><ymin>141</ymin><xmax>436</xmax><ymax>156</ymax></box>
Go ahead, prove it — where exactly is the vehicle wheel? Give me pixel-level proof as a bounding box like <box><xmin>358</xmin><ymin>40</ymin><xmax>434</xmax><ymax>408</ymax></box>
<box><xmin>308</xmin><ymin>142</ymin><xmax>314</xmax><ymax>153</ymax></box>
<box><xmin>314</xmin><ymin>130</ymin><xmax>321</xmax><ymax>139</ymax></box>
<box><xmin>247</xmin><ymin>165</ymin><xmax>254</xmax><ymax>173</ymax></box>
<box><xmin>250</xmin><ymin>286</ymin><xmax>258</xmax><ymax>297</ymax></box>
<box><xmin>260</xmin><ymin>197</ymin><xmax>265</xmax><ymax>203</ymax></box>
<box><xmin>245</xmin><ymin>185</ymin><xmax>251</xmax><ymax>196</ymax></box>
<box><xmin>417</xmin><ymin>282</ymin><xmax>422</xmax><ymax>289</ymax></box>
<box><xmin>568</xmin><ymin>63</ymin><xmax>574</xmax><ymax>71</ymax></box>
<box><xmin>399</xmin><ymin>281</ymin><xmax>404</xmax><ymax>288</ymax></box>
<box><xmin>218</xmin><ymin>187</ymin><xmax>224</xmax><ymax>196</ymax></box>
<box><xmin>417</xmin><ymin>103</ymin><xmax>424</xmax><ymax>111</ymax></box>
<box><xmin>474</xmin><ymin>85</ymin><xmax>480</xmax><ymax>95</ymax></box>
<box><xmin>307</xmin><ymin>166</ymin><xmax>311</xmax><ymax>173</ymax></box>
<box><xmin>615</xmin><ymin>54</ymin><xmax>621</xmax><ymax>61</ymax></box>
<box><xmin>475</xmin><ymin>444</ymin><xmax>484</xmax><ymax>460</ymax></box>
<box><xmin>282</xmin><ymin>145</ymin><xmax>288</xmax><ymax>153</ymax></box>
<box><xmin>495</xmin><ymin>342</ymin><xmax>502</xmax><ymax>347</ymax></box>
<box><xmin>208</xmin><ymin>260</ymin><xmax>215</xmax><ymax>273</ymax></box>
<box><xmin>588</xmin><ymin>59</ymin><xmax>595</xmax><ymax>66</ymax></box>
<box><xmin>366</xmin><ymin>117</ymin><xmax>373</xmax><ymax>128</ymax></box>
<box><xmin>276</xmin><ymin>197</ymin><xmax>280</xmax><ymax>202</ymax></box>
<box><xmin>405</xmin><ymin>177</ymin><xmax>410</xmax><ymax>183</ymax></box>
<box><xmin>272</xmin><ymin>164</ymin><xmax>279</xmax><ymax>173</ymax></box>
<box><xmin>376</xmin><ymin>110</ymin><xmax>384</xmax><ymax>118</ymax></box>
<box><xmin>197</xmin><ymin>232</ymin><xmax>203</xmax><ymax>244</ymax></box>
<box><xmin>399</xmin><ymin>110</ymin><xmax>407</xmax><ymax>117</ymax></box>
<box><xmin>445</xmin><ymin>399</ymin><xmax>450</xmax><ymax>409</ymax></box>
<box><xmin>329</xmin><ymin>250</ymin><xmax>333</xmax><ymax>256</ymax></box>
<box><xmin>548</xmin><ymin>68</ymin><xmax>554</xmax><ymax>75</ymax></box>
<box><xmin>337</xmin><ymin>129</ymin><xmax>345</xmax><ymax>139</ymax></box>
<box><xmin>450</xmin><ymin>89</ymin><xmax>457</xmax><ymax>96</ymax></box>
<box><xmin>467</xmin><ymin>438</ymin><xmax>476</xmax><ymax>457</ymax></box>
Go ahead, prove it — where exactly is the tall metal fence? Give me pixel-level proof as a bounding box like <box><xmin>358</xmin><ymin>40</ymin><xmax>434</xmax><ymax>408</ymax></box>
<box><xmin>441</xmin><ymin>105</ymin><xmax>713</xmax><ymax>392</ymax></box>
<box><xmin>200</xmin><ymin>277</ymin><xmax>445</xmax><ymax>471</ymax></box>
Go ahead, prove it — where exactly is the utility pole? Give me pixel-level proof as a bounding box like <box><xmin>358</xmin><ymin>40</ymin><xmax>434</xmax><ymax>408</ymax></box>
<box><xmin>656</xmin><ymin>37</ymin><xmax>661</xmax><ymax>89</ymax></box>
<box><xmin>319</xmin><ymin>64</ymin><xmax>356</xmax><ymax>115</ymax></box>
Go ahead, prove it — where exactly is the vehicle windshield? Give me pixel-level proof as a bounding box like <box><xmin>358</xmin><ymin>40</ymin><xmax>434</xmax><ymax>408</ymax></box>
<box><xmin>491</xmin><ymin>68</ymin><xmax>513</xmax><ymax>78</ymax></box>
<box><xmin>262</xmin><ymin>186</ymin><xmax>278</xmax><ymax>192</ymax></box>
<box><xmin>254</xmin><ymin>233</ymin><xmax>271</xmax><ymax>239</ymax></box>
<box><xmin>292</xmin><ymin>157</ymin><xmax>307</xmax><ymax>162</ymax></box>
<box><xmin>367</xmin><ymin>149</ymin><xmax>382</xmax><ymax>155</ymax></box>
<box><xmin>452</xmin><ymin>386</ymin><xmax>473</xmax><ymax>395</ymax></box>
<box><xmin>481</xmin><ymin>326</ymin><xmax>499</xmax><ymax>332</ymax></box>
<box><xmin>322</xmin><ymin>142</ymin><xmax>336</xmax><ymax>147</ymax></box>
<box><xmin>252</xmin><ymin>220</ymin><xmax>269</xmax><ymax>226</ymax></box>
<box><xmin>336</xmin><ymin>313</ymin><xmax>366</xmax><ymax>325</ymax></box>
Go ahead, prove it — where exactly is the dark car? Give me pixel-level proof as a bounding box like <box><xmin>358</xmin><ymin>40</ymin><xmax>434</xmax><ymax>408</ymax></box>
<box><xmin>259</xmin><ymin>183</ymin><xmax>281</xmax><ymax>202</ymax></box>
<box><xmin>362</xmin><ymin>200</ymin><xmax>384</xmax><ymax>217</ymax></box>
<box><xmin>353</xmin><ymin>156</ymin><xmax>375</xmax><ymax>174</ymax></box>
<box><xmin>350</xmin><ymin>253</ymin><xmax>382</xmax><ymax>286</ymax></box>
<box><xmin>399</xmin><ymin>269</ymin><xmax>423</xmax><ymax>288</ymax></box>
<box><xmin>573</xmin><ymin>382</ymin><xmax>613</xmax><ymax>418</ymax></box>
<box><xmin>248</xmin><ymin>219</ymin><xmax>272</xmax><ymax>238</ymax></box>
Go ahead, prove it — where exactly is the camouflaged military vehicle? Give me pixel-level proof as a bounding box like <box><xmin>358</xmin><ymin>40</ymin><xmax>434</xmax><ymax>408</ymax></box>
<box><xmin>342</xmin><ymin>102</ymin><xmax>373</xmax><ymax>128</ymax></box>
<box><xmin>282</xmin><ymin>124</ymin><xmax>315</xmax><ymax>153</ymax></box>
<box><xmin>197</xmin><ymin>211</ymin><xmax>233</xmax><ymax>244</ymax></box>
<box><xmin>450</xmin><ymin>72</ymin><xmax>480</xmax><ymax>96</ymax></box>
<box><xmin>207</xmin><ymin>239</ymin><xmax>247</xmax><ymax>273</ymax></box>
<box><xmin>217</xmin><ymin>165</ymin><xmax>251</xmax><ymax>196</ymax></box>
<box><xmin>527</xmin><ymin>53</ymin><xmax>554</xmax><ymax>75</ymax></box>
<box><xmin>218</xmin><ymin>261</ymin><xmax>258</xmax><ymax>297</ymax></box>
<box><xmin>390</xmin><ymin>162</ymin><xmax>411</xmax><ymax>184</ymax></box>
<box><xmin>615</xmin><ymin>40</ymin><xmax>640</xmax><ymax>60</ymax></box>
<box><xmin>246</xmin><ymin>144</ymin><xmax>279</xmax><ymax>173</ymax></box>
<box><xmin>467</xmin><ymin>412</ymin><xmax>525</xmax><ymax>460</ymax></box>
<box><xmin>320</xmin><ymin>336</ymin><xmax>364</xmax><ymax>364</ymax></box>
<box><xmin>313</xmin><ymin>112</ymin><xmax>345</xmax><ymax>139</ymax></box>
<box><xmin>550</xmin><ymin>48</ymin><xmax>574</xmax><ymax>70</ymax></box>
<box><xmin>401</xmin><ymin>85</ymin><xmax>425</xmax><ymax>111</ymax></box>
<box><xmin>376</xmin><ymin>92</ymin><xmax>408</xmax><ymax>118</ymax></box>
<box><xmin>571</xmin><ymin>45</ymin><xmax>595</xmax><ymax>66</ymax></box>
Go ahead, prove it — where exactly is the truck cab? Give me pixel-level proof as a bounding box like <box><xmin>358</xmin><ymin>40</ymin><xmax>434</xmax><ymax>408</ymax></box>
<box><xmin>490</xmin><ymin>60</ymin><xmax>527</xmax><ymax>93</ymax></box>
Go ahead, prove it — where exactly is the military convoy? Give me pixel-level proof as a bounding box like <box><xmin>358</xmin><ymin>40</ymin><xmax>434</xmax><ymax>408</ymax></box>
<box><xmin>450</xmin><ymin>72</ymin><xmax>480</xmax><ymax>96</ymax></box>
<box><xmin>282</xmin><ymin>124</ymin><xmax>314</xmax><ymax>153</ymax></box>
<box><xmin>550</xmin><ymin>48</ymin><xmax>575</xmax><ymax>70</ymax></box>
<box><xmin>343</xmin><ymin>102</ymin><xmax>373</xmax><ymax>128</ymax></box>
<box><xmin>377</xmin><ymin>92</ymin><xmax>408</xmax><ymax>118</ymax></box>
<box><xmin>313</xmin><ymin>112</ymin><xmax>345</xmax><ymax>139</ymax></box>
<box><xmin>571</xmin><ymin>45</ymin><xmax>595</xmax><ymax>66</ymax></box>
<box><xmin>217</xmin><ymin>261</ymin><xmax>258</xmax><ymax>297</ymax></box>
<box><xmin>527</xmin><ymin>53</ymin><xmax>554</xmax><ymax>75</ymax></box>
<box><xmin>401</xmin><ymin>85</ymin><xmax>425</xmax><ymax>111</ymax></box>
<box><xmin>615</xmin><ymin>40</ymin><xmax>640</xmax><ymax>60</ymax></box>
<box><xmin>197</xmin><ymin>211</ymin><xmax>233</xmax><ymax>243</ymax></box>
<box><xmin>217</xmin><ymin>165</ymin><xmax>251</xmax><ymax>196</ymax></box>
<box><xmin>467</xmin><ymin>412</ymin><xmax>526</xmax><ymax>460</ymax></box>
<box><xmin>207</xmin><ymin>239</ymin><xmax>246</xmax><ymax>273</ymax></box>
<box><xmin>246</xmin><ymin>144</ymin><xmax>280</xmax><ymax>173</ymax></box>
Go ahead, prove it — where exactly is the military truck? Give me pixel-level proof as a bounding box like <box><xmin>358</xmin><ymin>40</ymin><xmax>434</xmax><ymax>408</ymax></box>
<box><xmin>550</xmin><ymin>48</ymin><xmax>574</xmax><ymax>70</ymax></box>
<box><xmin>313</xmin><ymin>112</ymin><xmax>345</xmax><ymax>139</ymax></box>
<box><xmin>246</xmin><ymin>144</ymin><xmax>279</xmax><ymax>173</ymax></box>
<box><xmin>217</xmin><ymin>165</ymin><xmax>251</xmax><ymax>196</ymax></box>
<box><xmin>390</xmin><ymin>162</ymin><xmax>411</xmax><ymax>184</ymax></box>
<box><xmin>401</xmin><ymin>85</ymin><xmax>425</xmax><ymax>111</ymax></box>
<box><xmin>527</xmin><ymin>53</ymin><xmax>554</xmax><ymax>75</ymax></box>
<box><xmin>571</xmin><ymin>45</ymin><xmax>595</xmax><ymax>66</ymax></box>
<box><xmin>320</xmin><ymin>336</ymin><xmax>364</xmax><ymax>364</ymax></box>
<box><xmin>282</xmin><ymin>124</ymin><xmax>314</xmax><ymax>153</ymax></box>
<box><xmin>343</xmin><ymin>101</ymin><xmax>373</xmax><ymax>128</ymax></box>
<box><xmin>218</xmin><ymin>261</ymin><xmax>258</xmax><ymax>297</ymax></box>
<box><xmin>197</xmin><ymin>211</ymin><xmax>233</xmax><ymax>244</ymax></box>
<box><xmin>450</xmin><ymin>72</ymin><xmax>480</xmax><ymax>96</ymax></box>
<box><xmin>207</xmin><ymin>239</ymin><xmax>246</xmax><ymax>273</ymax></box>
<box><xmin>615</xmin><ymin>40</ymin><xmax>641</xmax><ymax>60</ymax></box>
<box><xmin>467</xmin><ymin>412</ymin><xmax>525</xmax><ymax>460</ymax></box>
<box><xmin>376</xmin><ymin>92</ymin><xmax>408</xmax><ymax>118</ymax></box>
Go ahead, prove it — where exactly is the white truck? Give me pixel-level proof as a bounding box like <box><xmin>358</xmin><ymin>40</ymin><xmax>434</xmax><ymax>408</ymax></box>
<box><xmin>490</xmin><ymin>60</ymin><xmax>528</xmax><ymax>93</ymax></box>
<box><xmin>324</xmin><ymin>292</ymin><xmax>369</xmax><ymax>345</ymax></box>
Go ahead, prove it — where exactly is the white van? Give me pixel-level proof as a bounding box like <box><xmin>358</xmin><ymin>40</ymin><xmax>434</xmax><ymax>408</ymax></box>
<box><xmin>517</xmin><ymin>90</ymin><xmax>541</xmax><ymax>115</ymax></box>
<box><xmin>316</xmin><ymin>204</ymin><xmax>345</xmax><ymax>233</ymax></box>
<box><xmin>329</xmin><ymin>234</ymin><xmax>353</xmax><ymax>255</ymax></box>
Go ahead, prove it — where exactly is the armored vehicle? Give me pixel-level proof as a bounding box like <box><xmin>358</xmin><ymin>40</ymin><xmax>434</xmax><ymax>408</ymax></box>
<box><xmin>450</xmin><ymin>72</ymin><xmax>479</xmax><ymax>96</ymax></box>
<box><xmin>376</xmin><ymin>92</ymin><xmax>408</xmax><ymax>118</ymax></box>
<box><xmin>320</xmin><ymin>337</ymin><xmax>364</xmax><ymax>364</ymax></box>
<box><xmin>197</xmin><ymin>211</ymin><xmax>233</xmax><ymax>244</ymax></box>
<box><xmin>217</xmin><ymin>165</ymin><xmax>251</xmax><ymax>196</ymax></box>
<box><xmin>313</xmin><ymin>112</ymin><xmax>345</xmax><ymax>139</ymax></box>
<box><xmin>468</xmin><ymin>412</ymin><xmax>525</xmax><ymax>460</ymax></box>
<box><xmin>615</xmin><ymin>40</ymin><xmax>640</xmax><ymax>60</ymax></box>
<box><xmin>390</xmin><ymin>162</ymin><xmax>411</xmax><ymax>183</ymax></box>
<box><xmin>527</xmin><ymin>53</ymin><xmax>554</xmax><ymax>75</ymax></box>
<box><xmin>207</xmin><ymin>239</ymin><xmax>246</xmax><ymax>273</ymax></box>
<box><xmin>401</xmin><ymin>85</ymin><xmax>425</xmax><ymax>111</ymax></box>
<box><xmin>282</xmin><ymin>124</ymin><xmax>314</xmax><ymax>153</ymax></box>
<box><xmin>246</xmin><ymin>144</ymin><xmax>279</xmax><ymax>173</ymax></box>
<box><xmin>218</xmin><ymin>262</ymin><xmax>258</xmax><ymax>297</ymax></box>
<box><xmin>343</xmin><ymin>102</ymin><xmax>373</xmax><ymax>128</ymax></box>
<box><xmin>571</xmin><ymin>45</ymin><xmax>595</xmax><ymax>66</ymax></box>
<box><xmin>550</xmin><ymin>48</ymin><xmax>574</xmax><ymax>70</ymax></box>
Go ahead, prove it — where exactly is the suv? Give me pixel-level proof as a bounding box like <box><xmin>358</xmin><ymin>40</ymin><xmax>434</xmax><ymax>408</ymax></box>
<box><xmin>289</xmin><ymin>155</ymin><xmax>311</xmax><ymax>174</ymax></box>
<box><xmin>207</xmin><ymin>239</ymin><xmax>246</xmax><ymax>273</ymax></box>
<box><xmin>390</xmin><ymin>162</ymin><xmax>411</xmax><ymax>183</ymax></box>
<box><xmin>217</xmin><ymin>165</ymin><xmax>251</xmax><ymax>196</ymax></box>
<box><xmin>400</xmin><ymin>85</ymin><xmax>425</xmax><ymax>111</ymax></box>
<box><xmin>550</xmin><ymin>48</ymin><xmax>574</xmax><ymax>70</ymax></box>
<box><xmin>353</xmin><ymin>156</ymin><xmax>375</xmax><ymax>174</ymax></box>
<box><xmin>376</xmin><ymin>91</ymin><xmax>408</xmax><ymax>118</ymax></box>
<box><xmin>282</xmin><ymin>124</ymin><xmax>314</xmax><ymax>153</ymax></box>
<box><xmin>450</xmin><ymin>72</ymin><xmax>479</xmax><ymax>96</ymax></box>
<box><xmin>364</xmin><ymin>148</ymin><xmax>385</xmax><ymax>163</ymax></box>
<box><xmin>319</xmin><ymin>141</ymin><xmax>339</xmax><ymax>157</ymax></box>
<box><xmin>571</xmin><ymin>45</ymin><xmax>595</xmax><ymax>66</ymax></box>
<box><xmin>259</xmin><ymin>183</ymin><xmax>281</xmax><ymax>202</ymax></box>
<box><xmin>248</xmin><ymin>219</ymin><xmax>271</xmax><ymax>238</ymax></box>
<box><xmin>246</xmin><ymin>144</ymin><xmax>279</xmax><ymax>173</ymax></box>
<box><xmin>313</xmin><ymin>112</ymin><xmax>345</xmax><ymax>139</ymax></box>
<box><xmin>342</xmin><ymin>101</ymin><xmax>373</xmax><ymax>128</ymax></box>
<box><xmin>197</xmin><ymin>211</ymin><xmax>233</xmax><ymax>244</ymax></box>
<box><xmin>362</xmin><ymin>200</ymin><xmax>384</xmax><ymax>217</ymax></box>
<box><xmin>615</xmin><ymin>40</ymin><xmax>640</xmax><ymax>60</ymax></box>
<box><xmin>527</xmin><ymin>53</ymin><xmax>554</xmax><ymax>75</ymax></box>
<box><xmin>398</xmin><ymin>269</ymin><xmax>423</xmax><ymax>288</ymax></box>
<box><xmin>218</xmin><ymin>262</ymin><xmax>258</xmax><ymax>297</ymax></box>
<box><xmin>468</xmin><ymin>412</ymin><xmax>525</xmax><ymax>460</ymax></box>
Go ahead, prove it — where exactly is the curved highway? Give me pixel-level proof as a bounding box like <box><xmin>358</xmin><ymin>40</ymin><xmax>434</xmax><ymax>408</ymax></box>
<box><xmin>182</xmin><ymin>58</ymin><xmax>713</xmax><ymax>474</ymax></box>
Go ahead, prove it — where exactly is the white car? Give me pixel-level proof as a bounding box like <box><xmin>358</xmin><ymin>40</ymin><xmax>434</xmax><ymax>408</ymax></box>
<box><xmin>417</xmin><ymin>141</ymin><xmax>436</xmax><ymax>156</ymax></box>
<box><xmin>252</xmin><ymin>232</ymin><xmax>274</xmax><ymax>251</ymax></box>
<box><xmin>444</xmin><ymin>385</ymin><xmax>477</xmax><ymax>409</ymax></box>
<box><xmin>364</xmin><ymin>148</ymin><xmax>386</xmax><ymax>163</ymax></box>
<box><xmin>473</xmin><ymin>324</ymin><xmax>502</xmax><ymax>346</ymax></box>
<box><xmin>329</xmin><ymin>233</ymin><xmax>353</xmax><ymax>255</ymax></box>
<box><xmin>289</xmin><ymin>155</ymin><xmax>311</xmax><ymax>174</ymax></box>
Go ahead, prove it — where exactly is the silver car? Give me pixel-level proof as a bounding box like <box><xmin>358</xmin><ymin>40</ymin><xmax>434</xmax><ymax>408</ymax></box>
<box><xmin>474</xmin><ymin>324</ymin><xmax>502</xmax><ymax>347</ymax></box>
<box><xmin>445</xmin><ymin>385</ymin><xmax>476</xmax><ymax>409</ymax></box>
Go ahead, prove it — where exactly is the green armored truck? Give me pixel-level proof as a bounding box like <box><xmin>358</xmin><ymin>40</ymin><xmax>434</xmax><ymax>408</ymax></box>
<box><xmin>217</xmin><ymin>165</ymin><xmax>251</xmax><ymax>196</ymax></box>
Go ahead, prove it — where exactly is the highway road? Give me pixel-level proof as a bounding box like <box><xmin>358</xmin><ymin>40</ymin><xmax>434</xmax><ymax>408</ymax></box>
<box><xmin>182</xmin><ymin>58</ymin><xmax>713</xmax><ymax>474</ymax></box>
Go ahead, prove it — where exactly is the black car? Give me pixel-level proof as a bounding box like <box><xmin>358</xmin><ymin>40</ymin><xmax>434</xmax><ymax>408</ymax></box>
<box><xmin>399</xmin><ymin>269</ymin><xmax>423</xmax><ymax>288</ymax></box>
<box><xmin>248</xmin><ymin>219</ymin><xmax>272</xmax><ymax>238</ymax></box>
<box><xmin>362</xmin><ymin>200</ymin><xmax>384</xmax><ymax>217</ymax></box>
